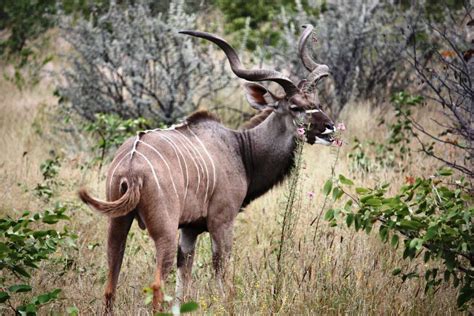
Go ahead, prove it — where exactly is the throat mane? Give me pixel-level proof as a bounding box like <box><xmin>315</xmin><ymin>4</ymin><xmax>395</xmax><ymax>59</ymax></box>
<box><xmin>237</xmin><ymin>113</ymin><xmax>297</xmax><ymax>207</ymax></box>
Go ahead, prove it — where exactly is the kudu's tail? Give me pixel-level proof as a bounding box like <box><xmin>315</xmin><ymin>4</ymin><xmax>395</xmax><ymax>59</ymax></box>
<box><xmin>78</xmin><ymin>176</ymin><xmax>142</xmax><ymax>218</ymax></box>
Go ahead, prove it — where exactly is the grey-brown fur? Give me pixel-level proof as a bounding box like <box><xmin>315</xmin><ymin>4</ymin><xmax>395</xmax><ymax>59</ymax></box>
<box><xmin>78</xmin><ymin>24</ymin><xmax>335</xmax><ymax>314</ymax></box>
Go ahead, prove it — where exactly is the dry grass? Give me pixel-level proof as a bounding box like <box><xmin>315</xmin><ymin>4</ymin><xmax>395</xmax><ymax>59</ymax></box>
<box><xmin>0</xmin><ymin>69</ymin><xmax>463</xmax><ymax>315</ymax></box>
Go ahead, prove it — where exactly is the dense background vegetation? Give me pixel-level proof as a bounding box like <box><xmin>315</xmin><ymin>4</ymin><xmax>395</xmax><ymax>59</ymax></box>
<box><xmin>0</xmin><ymin>0</ymin><xmax>472</xmax><ymax>314</ymax></box>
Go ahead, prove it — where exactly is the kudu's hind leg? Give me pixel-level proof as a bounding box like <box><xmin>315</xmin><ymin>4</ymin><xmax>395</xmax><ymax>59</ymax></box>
<box><xmin>104</xmin><ymin>213</ymin><xmax>134</xmax><ymax>315</ymax></box>
<box><xmin>176</xmin><ymin>228</ymin><xmax>200</xmax><ymax>300</ymax></box>
<box><xmin>147</xmin><ymin>227</ymin><xmax>178</xmax><ymax>311</ymax></box>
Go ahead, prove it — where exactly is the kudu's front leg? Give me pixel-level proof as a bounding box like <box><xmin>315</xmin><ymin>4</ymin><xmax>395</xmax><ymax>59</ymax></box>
<box><xmin>209</xmin><ymin>222</ymin><xmax>234</xmax><ymax>294</ymax></box>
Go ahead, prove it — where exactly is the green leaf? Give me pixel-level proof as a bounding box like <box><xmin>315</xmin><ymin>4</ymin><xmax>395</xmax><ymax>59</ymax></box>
<box><xmin>324</xmin><ymin>209</ymin><xmax>335</xmax><ymax>221</ymax></box>
<box><xmin>8</xmin><ymin>284</ymin><xmax>32</xmax><ymax>293</ymax></box>
<box><xmin>354</xmin><ymin>214</ymin><xmax>362</xmax><ymax>231</ymax></box>
<box><xmin>409</xmin><ymin>238</ymin><xmax>423</xmax><ymax>251</ymax></box>
<box><xmin>66</xmin><ymin>306</ymin><xmax>79</xmax><ymax>316</ymax></box>
<box><xmin>379</xmin><ymin>227</ymin><xmax>388</xmax><ymax>243</ymax></box>
<box><xmin>423</xmin><ymin>251</ymin><xmax>431</xmax><ymax>263</ymax></box>
<box><xmin>25</xmin><ymin>303</ymin><xmax>37</xmax><ymax>313</ymax></box>
<box><xmin>391</xmin><ymin>234</ymin><xmax>399</xmax><ymax>248</ymax></box>
<box><xmin>398</xmin><ymin>220</ymin><xmax>423</xmax><ymax>230</ymax></box>
<box><xmin>365</xmin><ymin>198</ymin><xmax>382</xmax><ymax>207</ymax></box>
<box><xmin>12</xmin><ymin>265</ymin><xmax>31</xmax><ymax>278</ymax></box>
<box><xmin>457</xmin><ymin>285</ymin><xmax>474</xmax><ymax>307</ymax></box>
<box><xmin>392</xmin><ymin>268</ymin><xmax>402</xmax><ymax>276</ymax></box>
<box><xmin>0</xmin><ymin>291</ymin><xmax>10</xmax><ymax>303</ymax></box>
<box><xmin>33</xmin><ymin>289</ymin><xmax>61</xmax><ymax>305</ymax></box>
<box><xmin>332</xmin><ymin>187</ymin><xmax>344</xmax><ymax>201</ymax></box>
<box><xmin>323</xmin><ymin>179</ymin><xmax>333</xmax><ymax>196</ymax></box>
<box><xmin>346</xmin><ymin>213</ymin><xmax>354</xmax><ymax>227</ymax></box>
<box><xmin>425</xmin><ymin>226</ymin><xmax>438</xmax><ymax>240</ymax></box>
<box><xmin>338</xmin><ymin>174</ymin><xmax>354</xmax><ymax>186</ymax></box>
<box><xmin>355</xmin><ymin>187</ymin><xmax>370</xmax><ymax>194</ymax></box>
<box><xmin>444</xmin><ymin>252</ymin><xmax>456</xmax><ymax>271</ymax></box>
<box><xmin>436</xmin><ymin>168</ymin><xmax>453</xmax><ymax>176</ymax></box>
<box><xmin>180</xmin><ymin>301</ymin><xmax>199</xmax><ymax>313</ymax></box>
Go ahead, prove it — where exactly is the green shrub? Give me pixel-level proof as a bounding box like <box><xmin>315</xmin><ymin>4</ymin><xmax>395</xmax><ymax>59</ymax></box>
<box><xmin>33</xmin><ymin>156</ymin><xmax>61</xmax><ymax>202</ymax></box>
<box><xmin>348</xmin><ymin>92</ymin><xmax>422</xmax><ymax>174</ymax></box>
<box><xmin>1</xmin><ymin>156</ymin><xmax>78</xmax><ymax>315</ymax></box>
<box><xmin>83</xmin><ymin>113</ymin><xmax>151</xmax><ymax>168</ymax></box>
<box><xmin>0</xmin><ymin>203</ymin><xmax>77</xmax><ymax>314</ymax></box>
<box><xmin>323</xmin><ymin>169</ymin><xmax>473</xmax><ymax>309</ymax></box>
<box><xmin>213</xmin><ymin>0</ymin><xmax>319</xmax><ymax>50</ymax></box>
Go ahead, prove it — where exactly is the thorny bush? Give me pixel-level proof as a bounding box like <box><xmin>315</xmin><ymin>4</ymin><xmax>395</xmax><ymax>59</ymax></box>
<box><xmin>58</xmin><ymin>0</ymin><xmax>232</xmax><ymax>125</ymax></box>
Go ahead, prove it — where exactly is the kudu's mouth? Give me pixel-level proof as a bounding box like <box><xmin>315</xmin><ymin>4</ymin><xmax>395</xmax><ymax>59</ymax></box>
<box><xmin>311</xmin><ymin>126</ymin><xmax>337</xmax><ymax>146</ymax></box>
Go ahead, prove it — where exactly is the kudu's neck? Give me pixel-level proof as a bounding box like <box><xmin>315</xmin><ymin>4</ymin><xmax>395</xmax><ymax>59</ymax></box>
<box><xmin>235</xmin><ymin>112</ymin><xmax>297</xmax><ymax>206</ymax></box>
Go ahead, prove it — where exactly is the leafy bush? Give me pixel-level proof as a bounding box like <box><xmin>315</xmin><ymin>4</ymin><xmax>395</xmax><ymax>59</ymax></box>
<box><xmin>335</xmin><ymin>91</ymin><xmax>473</xmax><ymax>309</ymax></box>
<box><xmin>83</xmin><ymin>113</ymin><xmax>150</xmax><ymax>168</ymax></box>
<box><xmin>348</xmin><ymin>92</ymin><xmax>421</xmax><ymax>174</ymax></box>
<box><xmin>0</xmin><ymin>203</ymin><xmax>76</xmax><ymax>314</ymax></box>
<box><xmin>0</xmin><ymin>156</ymin><xmax>77</xmax><ymax>315</ymax></box>
<box><xmin>213</xmin><ymin>0</ymin><xmax>318</xmax><ymax>50</ymax></box>
<box><xmin>58</xmin><ymin>0</ymin><xmax>232</xmax><ymax>125</ymax></box>
<box><xmin>33</xmin><ymin>156</ymin><xmax>61</xmax><ymax>202</ymax></box>
<box><xmin>323</xmin><ymin>169</ymin><xmax>473</xmax><ymax>308</ymax></box>
<box><xmin>0</xmin><ymin>0</ymin><xmax>56</xmax><ymax>55</ymax></box>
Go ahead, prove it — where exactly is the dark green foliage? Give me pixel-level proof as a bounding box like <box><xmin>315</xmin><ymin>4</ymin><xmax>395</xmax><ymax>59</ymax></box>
<box><xmin>0</xmin><ymin>204</ymin><xmax>76</xmax><ymax>314</ymax></box>
<box><xmin>33</xmin><ymin>156</ymin><xmax>61</xmax><ymax>202</ymax></box>
<box><xmin>339</xmin><ymin>92</ymin><xmax>473</xmax><ymax>309</ymax></box>
<box><xmin>0</xmin><ymin>0</ymin><xmax>56</xmax><ymax>55</ymax></box>
<box><xmin>84</xmin><ymin>113</ymin><xmax>151</xmax><ymax>167</ymax></box>
<box><xmin>0</xmin><ymin>0</ymin><xmax>113</xmax><ymax>56</ymax></box>
<box><xmin>398</xmin><ymin>0</ymin><xmax>466</xmax><ymax>22</ymax></box>
<box><xmin>0</xmin><ymin>0</ymin><xmax>58</xmax><ymax>90</ymax></box>
<box><xmin>324</xmin><ymin>169</ymin><xmax>473</xmax><ymax>308</ymax></box>
<box><xmin>213</xmin><ymin>0</ymin><xmax>318</xmax><ymax>50</ymax></box>
<box><xmin>0</xmin><ymin>158</ymin><xmax>77</xmax><ymax>315</ymax></box>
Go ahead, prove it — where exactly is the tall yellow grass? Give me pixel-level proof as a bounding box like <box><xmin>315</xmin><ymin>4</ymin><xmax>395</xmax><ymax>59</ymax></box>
<box><xmin>0</xmin><ymin>67</ymin><xmax>462</xmax><ymax>315</ymax></box>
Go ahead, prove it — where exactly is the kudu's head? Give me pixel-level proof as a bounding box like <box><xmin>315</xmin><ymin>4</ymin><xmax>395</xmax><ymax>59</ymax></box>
<box><xmin>180</xmin><ymin>24</ymin><xmax>336</xmax><ymax>145</ymax></box>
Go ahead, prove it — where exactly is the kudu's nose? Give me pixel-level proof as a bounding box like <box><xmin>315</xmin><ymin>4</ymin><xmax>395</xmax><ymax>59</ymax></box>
<box><xmin>325</xmin><ymin>123</ymin><xmax>335</xmax><ymax>131</ymax></box>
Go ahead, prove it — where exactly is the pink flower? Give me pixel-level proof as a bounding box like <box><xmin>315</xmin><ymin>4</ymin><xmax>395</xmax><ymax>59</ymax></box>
<box><xmin>332</xmin><ymin>138</ymin><xmax>343</xmax><ymax>147</ymax></box>
<box><xmin>336</xmin><ymin>122</ymin><xmax>346</xmax><ymax>131</ymax></box>
<box><xmin>297</xmin><ymin>127</ymin><xmax>306</xmax><ymax>136</ymax></box>
<box><xmin>307</xmin><ymin>191</ymin><xmax>315</xmax><ymax>199</ymax></box>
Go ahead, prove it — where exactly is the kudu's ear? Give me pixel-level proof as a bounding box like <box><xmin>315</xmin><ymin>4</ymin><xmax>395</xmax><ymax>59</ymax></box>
<box><xmin>243</xmin><ymin>82</ymin><xmax>278</xmax><ymax>111</ymax></box>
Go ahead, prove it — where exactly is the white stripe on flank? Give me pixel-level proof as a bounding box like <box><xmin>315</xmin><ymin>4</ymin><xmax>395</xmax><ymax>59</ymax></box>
<box><xmin>170</xmin><ymin>131</ymin><xmax>202</xmax><ymax>195</ymax></box>
<box><xmin>108</xmin><ymin>150</ymin><xmax>133</xmax><ymax>199</ymax></box>
<box><xmin>138</xmin><ymin>140</ymin><xmax>179</xmax><ymax>199</ymax></box>
<box><xmin>135</xmin><ymin>150</ymin><xmax>161</xmax><ymax>193</ymax></box>
<box><xmin>159</xmin><ymin>133</ymin><xmax>189</xmax><ymax>201</ymax></box>
<box><xmin>305</xmin><ymin>109</ymin><xmax>320</xmax><ymax>114</ymax></box>
<box><xmin>187</xmin><ymin>126</ymin><xmax>217</xmax><ymax>196</ymax></box>
<box><xmin>176</xmin><ymin>129</ymin><xmax>210</xmax><ymax>204</ymax></box>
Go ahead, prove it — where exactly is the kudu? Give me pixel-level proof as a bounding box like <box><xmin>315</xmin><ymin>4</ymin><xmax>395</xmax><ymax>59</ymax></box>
<box><xmin>79</xmin><ymin>24</ymin><xmax>336</xmax><ymax>313</ymax></box>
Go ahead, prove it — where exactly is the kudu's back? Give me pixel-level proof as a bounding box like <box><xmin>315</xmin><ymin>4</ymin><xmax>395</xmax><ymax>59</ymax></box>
<box><xmin>80</xmin><ymin>114</ymin><xmax>248</xmax><ymax>230</ymax></box>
